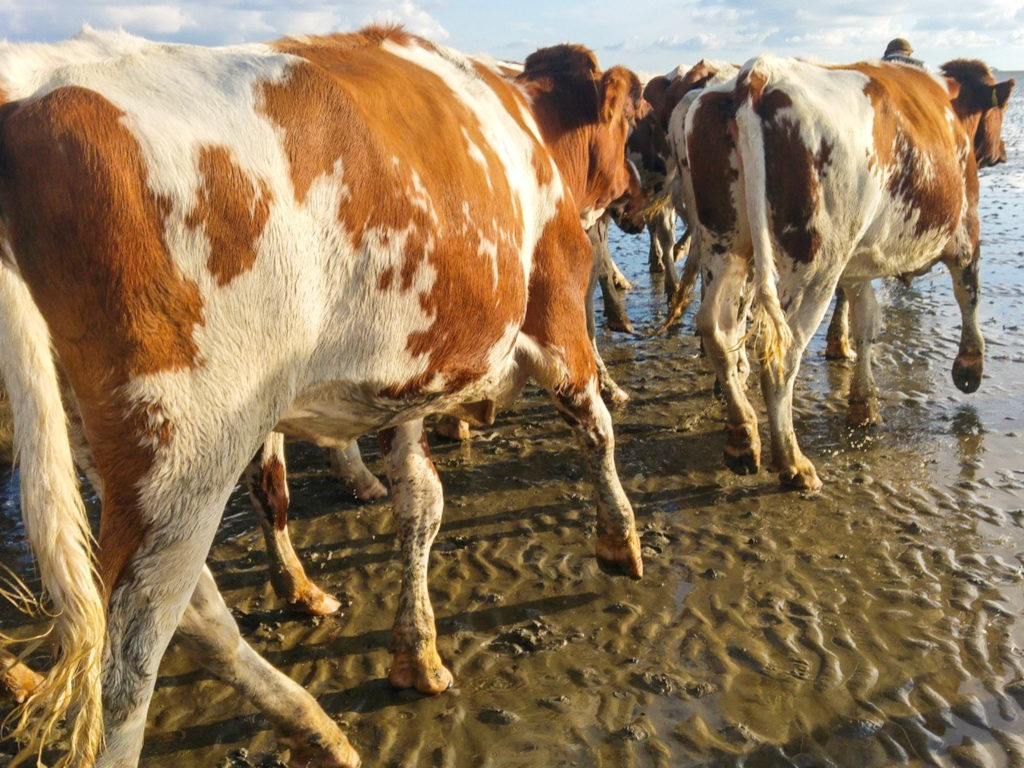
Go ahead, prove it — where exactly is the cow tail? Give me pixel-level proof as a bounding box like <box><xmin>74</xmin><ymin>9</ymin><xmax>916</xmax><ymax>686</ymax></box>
<box><xmin>0</xmin><ymin>257</ymin><xmax>105</xmax><ymax>763</ymax></box>
<box><xmin>734</xmin><ymin>58</ymin><xmax>793</xmax><ymax>375</ymax></box>
<box><xmin>657</xmin><ymin>241</ymin><xmax>700</xmax><ymax>333</ymax></box>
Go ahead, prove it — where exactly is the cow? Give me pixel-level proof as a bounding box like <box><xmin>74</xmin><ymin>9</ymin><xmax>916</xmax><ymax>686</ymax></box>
<box><xmin>0</xmin><ymin>26</ymin><xmax>644</xmax><ymax>767</ymax></box>
<box><xmin>683</xmin><ymin>54</ymin><xmax>1013</xmax><ymax>490</ymax></box>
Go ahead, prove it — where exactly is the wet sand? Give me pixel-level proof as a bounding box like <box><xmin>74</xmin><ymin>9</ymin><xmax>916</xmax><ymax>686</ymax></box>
<box><xmin>2</xmin><ymin>75</ymin><xmax>1024</xmax><ymax>767</ymax></box>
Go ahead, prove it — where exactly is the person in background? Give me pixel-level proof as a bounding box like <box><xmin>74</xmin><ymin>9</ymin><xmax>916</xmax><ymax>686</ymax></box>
<box><xmin>883</xmin><ymin>38</ymin><xmax>926</xmax><ymax>68</ymax></box>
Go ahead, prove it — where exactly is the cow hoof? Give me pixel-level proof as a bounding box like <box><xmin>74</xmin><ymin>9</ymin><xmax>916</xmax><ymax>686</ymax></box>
<box><xmin>596</xmin><ymin>530</ymin><xmax>643</xmax><ymax>579</ymax></box>
<box><xmin>288</xmin><ymin>584</ymin><xmax>342</xmax><ymax>616</ymax></box>
<box><xmin>284</xmin><ymin>730</ymin><xmax>360</xmax><ymax>768</ymax></box>
<box><xmin>723</xmin><ymin>424</ymin><xmax>760</xmax><ymax>476</ymax></box>
<box><xmin>354</xmin><ymin>478</ymin><xmax>388</xmax><ymax>501</ymax></box>
<box><xmin>778</xmin><ymin>464</ymin><xmax>822</xmax><ymax>491</ymax></box>
<box><xmin>952</xmin><ymin>357</ymin><xmax>982</xmax><ymax>394</ymax></box>
<box><xmin>605</xmin><ymin>315</ymin><xmax>635</xmax><ymax>334</ymax></box>
<box><xmin>724</xmin><ymin>450</ymin><xmax>759</xmax><ymax>475</ymax></box>
<box><xmin>612</xmin><ymin>275</ymin><xmax>634</xmax><ymax>292</ymax></box>
<box><xmin>601</xmin><ymin>383</ymin><xmax>630</xmax><ymax>406</ymax></box>
<box><xmin>389</xmin><ymin>649</ymin><xmax>453</xmax><ymax>695</ymax></box>
<box><xmin>847</xmin><ymin>398</ymin><xmax>881</xmax><ymax>427</ymax></box>
<box><xmin>824</xmin><ymin>340</ymin><xmax>856</xmax><ymax>361</ymax></box>
<box><xmin>435</xmin><ymin>416</ymin><xmax>472</xmax><ymax>441</ymax></box>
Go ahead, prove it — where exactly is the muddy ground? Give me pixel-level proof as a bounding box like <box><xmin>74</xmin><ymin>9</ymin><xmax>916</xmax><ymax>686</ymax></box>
<box><xmin>2</xmin><ymin>75</ymin><xmax>1024</xmax><ymax>768</ymax></box>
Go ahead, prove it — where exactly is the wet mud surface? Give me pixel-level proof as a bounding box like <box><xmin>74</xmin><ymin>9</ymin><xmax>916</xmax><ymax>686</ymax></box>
<box><xmin>3</xmin><ymin>75</ymin><xmax>1024</xmax><ymax>768</ymax></box>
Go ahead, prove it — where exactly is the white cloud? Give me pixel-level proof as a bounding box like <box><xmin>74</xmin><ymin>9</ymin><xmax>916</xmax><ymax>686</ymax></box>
<box><xmin>2</xmin><ymin>0</ymin><xmax>449</xmax><ymax>44</ymax></box>
<box><xmin>1</xmin><ymin>0</ymin><xmax>1021</xmax><ymax>70</ymax></box>
<box><xmin>97</xmin><ymin>4</ymin><xmax>196</xmax><ymax>35</ymax></box>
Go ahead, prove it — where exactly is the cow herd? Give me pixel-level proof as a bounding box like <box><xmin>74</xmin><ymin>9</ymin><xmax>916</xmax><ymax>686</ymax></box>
<box><xmin>0</xmin><ymin>23</ymin><xmax>1015</xmax><ymax>768</ymax></box>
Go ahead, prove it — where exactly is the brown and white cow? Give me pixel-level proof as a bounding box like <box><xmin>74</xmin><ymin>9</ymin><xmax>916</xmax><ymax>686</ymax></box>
<box><xmin>0</xmin><ymin>26</ymin><xmax>643</xmax><ymax>766</ymax></box>
<box><xmin>685</xmin><ymin>54</ymin><xmax>1013</xmax><ymax>490</ymax></box>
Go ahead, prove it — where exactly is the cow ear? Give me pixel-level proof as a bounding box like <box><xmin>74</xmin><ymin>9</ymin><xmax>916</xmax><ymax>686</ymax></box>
<box><xmin>994</xmin><ymin>78</ymin><xmax>1015</xmax><ymax>108</ymax></box>
<box><xmin>601</xmin><ymin>67</ymin><xmax>637</xmax><ymax>123</ymax></box>
<box><xmin>943</xmin><ymin>77</ymin><xmax>961</xmax><ymax>101</ymax></box>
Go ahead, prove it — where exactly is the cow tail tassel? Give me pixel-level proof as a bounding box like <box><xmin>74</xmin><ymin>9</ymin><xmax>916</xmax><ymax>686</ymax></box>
<box><xmin>0</xmin><ymin>259</ymin><xmax>106</xmax><ymax>767</ymax></box>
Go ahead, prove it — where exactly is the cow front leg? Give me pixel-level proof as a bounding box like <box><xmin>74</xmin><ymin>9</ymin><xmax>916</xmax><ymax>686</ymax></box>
<box><xmin>246</xmin><ymin>433</ymin><xmax>341</xmax><ymax>616</ymax></box>
<box><xmin>378</xmin><ymin>420</ymin><xmax>453</xmax><ymax>695</ymax></box>
<box><xmin>176</xmin><ymin>567</ymin><xmax>359</xmax><ymax>768</ymax></box>
<box><xmin>696</xmin><ymin>254</ymin><xmax>761</xmax><ymax>475</ymax></box>
<box><xmin>950</xmin><ymin>257</ymin><xmax>984</xmax><ymax>394</ymax></box>
<box><xmin>824</xmin><ymin>287</ymin><xmax>855</xmax><ymax>361</ymax></box>
<box><xmin>328</xmin><ymin>440</ymin><xmax>388</xmax><ymax>500</ymax></box>
<box><xmin>590</xmin><ymin>215</ymin><xmax>633</xmax><ymax>332</ymax></box>
<box><xmin>844</xmin><ymin>280</ymin><xmax>881</xmax><ymax>426</ymax></box>
<box><xmin>586</xmin><ymin>216</ymin><xmax>630</xmax><ymax>402</ymax></box>
<box><xmin>551</xmin><ymin>379</ymin><xmax>642</xmax><ymax>578</ymax></box>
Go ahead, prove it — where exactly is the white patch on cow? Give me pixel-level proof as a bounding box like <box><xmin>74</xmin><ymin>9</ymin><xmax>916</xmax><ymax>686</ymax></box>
<box><xmin>381</xmin><ymin>38</ymin><xmax>564</xmax><ymax>278</ymax></box>
<box><xmin>407</xmin><ymin>167</ymin><xmax>438</xmax><ymax>225</ymax></box>
<box><xmin>477</xmin><ymin>234</ymin><xmax>500</xmax><ymax>288</ymax></box>
<box><xmin>462</xmin><ymin>127</ymin><xmax>492</xmax><ymax>188</ymax></box>
<box><xmin>579</xmin><ymin>207</ymin><xmax>605</xmax><ymax>230</ymax></box>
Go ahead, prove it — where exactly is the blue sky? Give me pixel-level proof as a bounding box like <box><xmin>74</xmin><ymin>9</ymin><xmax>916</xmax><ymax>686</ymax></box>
<box><xmin>3</xmin><ymin>0</ymin><xmax>1022</xmax><ymax>73</ymax></box>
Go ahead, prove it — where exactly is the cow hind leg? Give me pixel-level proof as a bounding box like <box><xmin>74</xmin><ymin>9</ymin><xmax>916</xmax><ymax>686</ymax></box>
<box><xmin>175</xmin><ymin>566</ymin><xmax>359</xmax><ymax>768</ymax></box>
<box><xmin>949</xmin><ymin>256</ymin><xmax>984</xmax><ymax>394</ymax></box>
<box><xmin>329</xmin><ymin>439</ymin><xmax>388</xmax><ymax>500</ymax></box>
<box><xmin>844</xmin><ymin>280</ymin><xmax>882</xmax><ymax>426</ymax></box>
<box><xmin>759</xmin><ymin>284</ymin><xmax>838</xmax><ymax>491</ymax></box>
<box><xmin>824</xmin><ymin>287</ymin><xmax>856</xmax><ymax>361</ymax></box>
<box><xmin>518</xmin><ymin>339</ymin><xmax>641</xmax><ymax>578</ymax></box>
<box><xmin>378</xmin><ymin>420</ymin><xmax>453</xmax><ymax>695</ymax></box>
<box><xmin>100</xmin><ymin>462</ymin><xmax>259</xmax><ymax>763</ymax></box>
<box><xmin>555</xmin><ymin>380</ymin><xmax>642</xmax><ymax>578</ymax></box>
<box><xmin>696</xmin><ymin>254</ymin><xmax>761</xmax><ymax>475</ymax></box>
<box><xmin>246</xmin><ymin>433</ymin><xmax>341</xmax><ymax>616</ymax></box>
<box><xmin>655</xmin><ymin>207</ymin><xmax>678</xmax><ymax>306</ymax></box>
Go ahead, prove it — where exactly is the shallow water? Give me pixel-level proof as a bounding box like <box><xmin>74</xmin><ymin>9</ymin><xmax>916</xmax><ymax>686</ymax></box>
<box><xmin>3</xmin><ymin>76</ymin><xmax>1024</xmax><ymax>768</ymax></box>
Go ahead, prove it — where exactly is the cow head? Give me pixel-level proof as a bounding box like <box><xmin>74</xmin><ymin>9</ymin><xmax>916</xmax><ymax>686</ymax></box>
<box><xmin>941</xmin><ymin>59</ymin><xmax>1015</xmax><ymax>168</ymax></box>
<box><xmin>518</xmin><ymin>45</ymin><xmax>645</xmax><ymax>220</ymax></box>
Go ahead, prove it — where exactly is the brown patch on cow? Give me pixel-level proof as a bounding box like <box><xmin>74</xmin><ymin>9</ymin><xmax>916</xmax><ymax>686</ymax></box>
<box><xmin>378</xmin><ymin>265</ymin><xmax>396</xmax><ymax>291</ymax></box>
<box><xmin>521</xmin><ymin>199</ymin><xmax>598</xmax><ymax>394</ymax></box>
<box><xmin>687</xmin><ymin>91</ymin><xmax>739</xmax><ymax>236</ymax></box>
<box><xmin>0</xmin><ymin>85</ymin><xmax>208</xmax><ymax>593</ymax></box>
<box><xmin>849</xmin><ymin>63</ymin><xmax>966</xmax><ymax>238</ymax></box>
<box><xmin>734</xmin><ymin>68</ymin><xmax>767</xmax><ymax>113</ymax></box>
<box><xmin>756</xmin><ymin>86</ymin><xmax>831</xmax><ymax>264</ymax></box>
<box><xmin>185</xmin><ymin>145</ymin><xmax>272</xmax><ymax>286</ymax></box>
<box><xmin>259</xmin><ymin>455</ymin><xmax>290</xmax><ymax>531</ymax></box>
<box><xmin>264</xmin><ymin>33</ymin><xmax>529</xmax><ymax>399</ymax></box>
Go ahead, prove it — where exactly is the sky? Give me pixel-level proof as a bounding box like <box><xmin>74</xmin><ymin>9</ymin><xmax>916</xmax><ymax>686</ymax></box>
<box><xmin>2</xmin><ymin>0</ymin><xmax>1022</xmax><ymax>74</ymax></box>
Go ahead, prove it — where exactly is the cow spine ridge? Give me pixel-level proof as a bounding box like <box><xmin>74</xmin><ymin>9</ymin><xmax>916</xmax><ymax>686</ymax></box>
<box><xmin>734</xmin><ymin>57</ymin><xmax>793</xmax><ymax>373</ymax></box>
<box><xmin>0</xmin><ymin>264</ymin><xmax>105</xmax><ymax>766</ymax></box>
